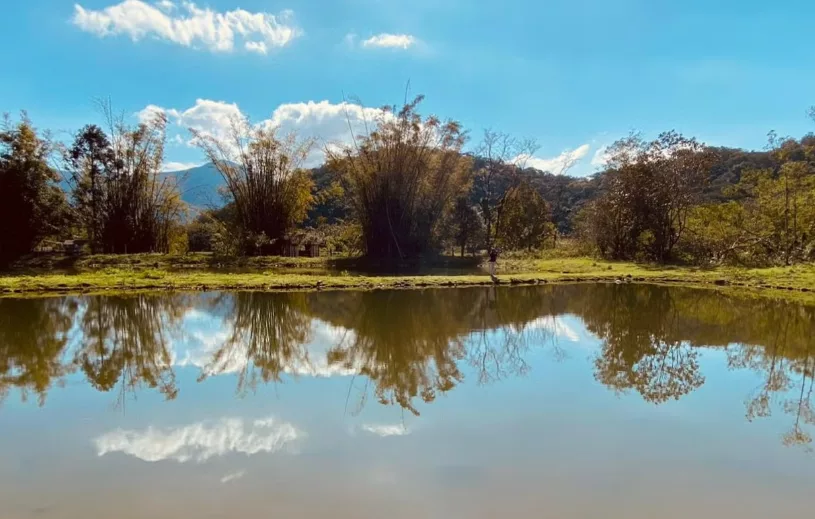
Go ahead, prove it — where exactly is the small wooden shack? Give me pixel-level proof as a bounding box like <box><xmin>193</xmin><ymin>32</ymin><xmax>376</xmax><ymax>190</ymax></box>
<box><xmin>283</xmin><ymin>241</ymin><xmax>299</xmax><ymax>257</ymax></box>
<box><xmin>279</xmin><ymin>236</ymin><xmax>324</xmax><ymax>257</ymax></box>
<box><xmin>302</xmin><ymin>242</ymin><xmax>321</xmax><ymax>258</ymax></box>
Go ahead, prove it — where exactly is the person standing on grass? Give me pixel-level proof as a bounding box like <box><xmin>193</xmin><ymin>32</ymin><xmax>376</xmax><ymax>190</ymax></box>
<box><xmin>488</xmin><ymin>248</ymin><xmax>499</xmax><ymax>277</ymax></box>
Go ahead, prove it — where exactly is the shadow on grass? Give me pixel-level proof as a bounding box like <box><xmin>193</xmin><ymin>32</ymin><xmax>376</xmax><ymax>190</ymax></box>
<box><xmin>325</xmin><ymin>255</ymin><xmax>484</xmax><ymax>276</ymax></box>
<box><xmin>633</xmin><ymin>261</ymin><xmax>719</xmax><ymax>273</ymax></box>
<box><xmin>6</xmin><ymin>252</ymin><xmax>488</xmax><ymax>277</ymax></box>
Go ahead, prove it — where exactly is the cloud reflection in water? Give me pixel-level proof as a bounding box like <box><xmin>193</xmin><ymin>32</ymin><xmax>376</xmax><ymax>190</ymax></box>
<box><xmin>95</xmin><ymin>416</ymin><xmax>301</xmax><ymax>462</ymax></box>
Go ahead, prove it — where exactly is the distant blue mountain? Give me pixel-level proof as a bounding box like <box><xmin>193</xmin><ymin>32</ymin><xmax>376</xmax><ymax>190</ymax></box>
<box><xmin>56</xmin><ymin>162</ymin><xmax>228</xmax><ymax>210</ymax></box>
<box><xmin>173</xmin><ymin>162</ymin><xmax>226</xmax><ymax>208</ymax></box>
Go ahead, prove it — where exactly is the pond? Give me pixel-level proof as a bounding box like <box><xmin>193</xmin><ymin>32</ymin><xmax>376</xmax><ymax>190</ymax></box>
<box><xmin>1</xmin><ymin>284</ymin><xmax>814</xmax><ymax>518</ymax></box>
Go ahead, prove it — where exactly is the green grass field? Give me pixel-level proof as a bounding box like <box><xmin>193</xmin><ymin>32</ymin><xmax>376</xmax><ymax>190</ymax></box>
<box><xmin>2</xmin><ymin>252</ymin><xmax>815</xmax><ymax>302</ymax></box>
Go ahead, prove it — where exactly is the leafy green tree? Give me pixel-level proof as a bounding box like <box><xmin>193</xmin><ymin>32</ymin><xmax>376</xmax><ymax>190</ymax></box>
<box><xmin>680</xmin><ymin>202</ymin><xmax>748</xmax><ymax>264</ymax></box>
<box><xmin>64</xmin><ymin>125</ymin><xmax>114</xmax><ymax>252</ymax></box>
<box><xmin>327</xmin><ymin>96</ymin><xmax>472</xmax><ymax>259</ymax></box>
<box><xmin>60</xmin><ymin>106</ymin><xmax>185</xmax><ymax>254</ymax></box>
<box><xmin>496</xmin><ymin>182</ymin><xmax>555</xmax><ymax>251</ymax></box>
<box><xmin>101</xmin><ymin>108</ymin><xmax>186</xmax><ymax>254</ymax></box>
<box><xmin>680</xmin><ymin>133</ymin><xmax>815</xmax><ymax>266</ymax></box>
<box><xmin>450</xmin><ymin>196</ymin><xmax>484</xmax><ymax>256</ymax></box>
<box><xmin>306</xmin><ymin>165</ymin><xmax>349</xmax><ymax>226</ymax></box>
<box><xmin>0</xmin><ymin>114</ymin><xmax>69</xmax><ymax>265</ymax></box>
<box><xmin>586</xmin><ymin>131</ymin><xmax>715</xmax><ymax>261</ymax></box>
<box><xmin>737</xmin><ymin>161</ymin><xmax>815</xmax><ymax>265</ymax></box>
<box><xmin>472</xmin><ymin>130</ymin><xmax>540</xmax><ymax>250</ymax></box>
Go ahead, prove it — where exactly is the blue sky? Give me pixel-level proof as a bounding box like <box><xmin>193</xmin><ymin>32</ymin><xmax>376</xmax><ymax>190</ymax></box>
<box><xmin>2</xmin><ymin>0</ymin><xmax>815</xmax><ymax>175</ymax></box>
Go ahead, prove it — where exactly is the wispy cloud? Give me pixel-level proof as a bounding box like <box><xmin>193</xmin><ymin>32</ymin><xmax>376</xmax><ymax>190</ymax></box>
<box><xmin>162</xmin><ymin>161</ymin><xmax>202</xmax><ymax>172</ymax></box>
<box><xmin>516</xmin><ymin>144</ymin><xmax>591</xmax><ymax>175</ymax></box>
<box><xmin>244</xmin><ymin>41</ymin><xmax>268</xmax><ymax>55</ymax></box>
<box><xmin>155</xmin><ymin>0</ymin><xmax>176</xmax><ymax>12</ymax></box>
<box><xmin>94</xmin><ymin>416</ymin><xmax>302</xmax><ymax>462</ymax></box>
<box><xmin>220</xmin><ymin>470</ymin><xmax>246</xmax><ymax>483</ymax></box>
<box><xmin>72</xmin><ymin>1</ymin><xmax>300</xmax><ymax>54</ymax></box>
<box><xmin>362</xmin><ymin>424</ymin><xmax>410</xmax><ymax>437</ymax></box>
<box><xmin>590</xmin><ymin>145</ymin><xmax>611</xmax><ymax>167</ymax></box>
<box><xmin>525</xmin><ymin>316</ymin><xmax>581</xmax><ymax>342</ymax></box>
<box><xmin>361</xmin><ymin>33</ymin><xmax>416</xmax><ymax>49</ymax></box>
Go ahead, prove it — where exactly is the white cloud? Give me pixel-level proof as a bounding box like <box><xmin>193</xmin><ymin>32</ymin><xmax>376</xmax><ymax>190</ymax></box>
<box><xmin>245</xmin><ymin>41</ymin><xmax>267</xmax><ymax>54</ymax></box>
<box><xmin>525</xmin><ymin>316</ymin><xmax>580</xmax><ymax>342</ymax></box>
<box><xmin>516</xmin><ymin>144</ymin><xmax>591</xmax><ymax>175</ymax></box>
<box><xmin>72</xmin><ymin>1</ymin><xmax>300</xmax><ymax>54</ymax></box>
<box><xmin>220</xmin><ymin>470</ymin><xmax>246</xmax><ymax>483</ymax></box>
<box><xmin>162</xmin><ymin>161</ymin><xmax>202</xmax><ymax>172</ymax></box>
<box><xmin>155</xmin><ymin>0</ymin><xmax>176</xmax><ymax>12</ymax></box>
<box><xmin>136</xmin><ymin>104</ymin><xmax>166</xmax><ymax>124</ymax></box>
<box><xmin>94</xmin><ymin>416</ymin><xmax>301</xmax><ymax>463</ymax></box>
<box><xmin>362</xmin><ymin>424</ymin><xmax>410</xmax><ymax>437</ymax></box>
<box><xmin>147</xmin><ymin>98</ymin><xmax>392</xmax><ymax>167</ymax></box>
<box><xmin>590</xmin><ymin>145</ymin><xmax>611</xmax><ymax>167</ymax></box>
<box><xmin>155</xmin><ymin>98</ymin><xmax>243</xmax><ymax>147</ymax></box>
<box><xmin>266</xmin><ymin>100</ymin><xmax>391</xmax><ymax>164</ymax></box>
<box><xmin>361</xmin><ymin>33</ymin><xmax>416</xmax><ymax>49</ymax></box>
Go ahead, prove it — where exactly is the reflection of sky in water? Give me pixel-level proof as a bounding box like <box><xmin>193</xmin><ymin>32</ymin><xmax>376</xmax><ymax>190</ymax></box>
<box><xmin>1</xmin><ymin>290</ymin><xmax>814</xmax><ymax>518</ymax></box>
<box><xmin>172</xmin><ymin>309</ymin><xmax>362</xmax><ymax>377</ymax></box>
<box><xmin>95</xmin><ymin>416</ymin><xmax>301</xmax><ymax>462</ymax></box>
<box><xmin>169</xmin><ymin>308</ymin><xmax>583</xmax><ymax>379</ymax></box>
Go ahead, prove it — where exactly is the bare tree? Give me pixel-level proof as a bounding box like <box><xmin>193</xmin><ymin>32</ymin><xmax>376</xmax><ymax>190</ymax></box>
<box><xmin>473</xmin><ymin>130</ymin><xmax>539</xmax><ymax>249</ymax></box>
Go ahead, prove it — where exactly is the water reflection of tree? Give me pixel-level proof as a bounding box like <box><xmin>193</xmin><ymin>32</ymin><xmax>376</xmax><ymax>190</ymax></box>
<box><xmin>73</xmin><ymin>295</ymin><xmax>185</xmax><ymax>405</ymax></box>
<box><xmin>307</xmin><ymin>288</ymin><xmax>559</xmax><ymax>415</ymax></box>
<box><xmin>465</xmin><ymin>286</ymin><xmax>559</xmax><ymax>384</ymax></box>
<box><xmin>198</xmin><ymin>292</ymin><xmax>313</xmax><ymax>393</ymax></box>
<box><xmin>0</xmin><ymin>298</ymin><xmax>77</xmax><ymax>405</ymax></box>
<box><xmin>309</xmin><ymin>290</ymin><xmax>470</xmax><ymax>415</ymax></box>
<box><xmin>721</xmin><ymin>299</ymin><xmax>815</xmax><ymax>450</ymax></box>
<box><xmin>574</xmin><ymin>285</ymin><xmax>705</xmax><ymax>403</ymax></box>
<box><xmin>561</xmin><ymin>283</ymin><xmax>815</xmax><ymax>450</ymax></box>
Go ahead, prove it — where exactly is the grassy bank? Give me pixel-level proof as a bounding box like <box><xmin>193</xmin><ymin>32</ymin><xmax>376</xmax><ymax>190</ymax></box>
<box><xmin>2</xmin><ymin>253</ymin><xmax>815</xmax><ymax>301</ymax></box>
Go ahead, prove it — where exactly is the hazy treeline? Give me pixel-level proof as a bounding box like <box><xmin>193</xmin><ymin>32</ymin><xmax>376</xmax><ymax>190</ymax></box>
<box><xmin>1</xmin><ymin>285</ymin><xmax>813</xmax><ymax>446</ymax></box>
<box><xmin>2</xmin><ymin>97</ymin><xmax>815</xmax><ymax>265</ymax></box>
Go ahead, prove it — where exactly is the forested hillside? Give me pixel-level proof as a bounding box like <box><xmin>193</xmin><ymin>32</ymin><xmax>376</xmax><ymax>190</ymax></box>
<box><xmin>174</xmin><ymin>143</ymin><xmax>776</xmax><ymax>234</ymax></box>
<box><xmin>175</xmin><ymin>144</ymin><xmax>780</xmax><ymax>233</ymax></box>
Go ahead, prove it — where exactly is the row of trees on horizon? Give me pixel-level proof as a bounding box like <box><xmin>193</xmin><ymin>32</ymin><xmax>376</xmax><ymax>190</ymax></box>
<box><xmin>2</xmin><ymin>96</ymin><xmax>815</xmax><ymax>267</ymax></box>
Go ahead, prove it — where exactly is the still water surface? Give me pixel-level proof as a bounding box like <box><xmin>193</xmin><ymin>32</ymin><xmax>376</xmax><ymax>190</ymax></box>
<box><xmin>1</xmin><ymin>284</ymin><xmax>814</xmax><ymax>518</ymax></box>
